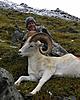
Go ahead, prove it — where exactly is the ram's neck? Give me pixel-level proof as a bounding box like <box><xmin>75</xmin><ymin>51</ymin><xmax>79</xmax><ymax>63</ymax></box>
<box><xmin>28</xmin><ymin>49</ymin><xmax>43</xmax><ymax>67</ymax></box>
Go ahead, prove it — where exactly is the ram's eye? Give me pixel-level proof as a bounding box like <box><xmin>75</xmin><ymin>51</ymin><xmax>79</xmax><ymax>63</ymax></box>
<box><xmin>30</xmin><ymin>45</ymin><xmax>33</xmax><ymax>47</ymax></box>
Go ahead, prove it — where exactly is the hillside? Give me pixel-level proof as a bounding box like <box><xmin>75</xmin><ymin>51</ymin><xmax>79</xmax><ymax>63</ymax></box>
<box><xmin>0</xmin><ymin>8</ymin><xmax>80</xmax><ymax>99</ymax></box>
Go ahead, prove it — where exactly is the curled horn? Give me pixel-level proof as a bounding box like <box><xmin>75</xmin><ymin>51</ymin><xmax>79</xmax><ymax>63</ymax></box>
<box><xmin>30</xmin><ymin>33</ymin><xmax>52</xmax><ymax>55</ymax></box>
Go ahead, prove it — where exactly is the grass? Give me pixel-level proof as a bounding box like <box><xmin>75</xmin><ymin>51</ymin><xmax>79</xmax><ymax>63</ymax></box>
<box><xmin>16</xmin><ymin>77</ymin><xmax>80</xmax><ymax>100</ymax></box>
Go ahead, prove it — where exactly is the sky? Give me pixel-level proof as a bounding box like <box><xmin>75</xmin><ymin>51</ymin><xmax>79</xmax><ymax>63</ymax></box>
<box><xmin>1</xmin><ymin>0</ymin><xmax>80</xmax><ymax>18</ymax></box>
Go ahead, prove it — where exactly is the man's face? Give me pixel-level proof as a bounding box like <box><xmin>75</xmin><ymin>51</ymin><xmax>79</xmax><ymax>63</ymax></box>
<box><xmin>27</xmin><ymin>21</ymin><xmax>36</xmax><ymax>31</ymax></box>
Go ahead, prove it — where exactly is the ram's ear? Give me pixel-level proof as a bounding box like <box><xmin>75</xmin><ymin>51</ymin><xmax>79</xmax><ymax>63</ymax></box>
<box><xmin>36</xmin><ymin>41</ymin><xmax>44</xmax><ymax>47</ymax></box>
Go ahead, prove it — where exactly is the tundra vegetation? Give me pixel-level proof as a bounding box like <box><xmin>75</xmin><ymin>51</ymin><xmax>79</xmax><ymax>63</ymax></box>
<box><xmin>0</xmin><ymin>8</ymin><xmax>80</xmax><ymax>99</ymax></box>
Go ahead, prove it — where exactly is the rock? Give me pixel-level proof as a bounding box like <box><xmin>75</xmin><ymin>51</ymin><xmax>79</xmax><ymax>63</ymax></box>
<box><xmin>11</xmin><ymin>27</ymin><xmax>24</xmax><ymax>45</ymax></box>
<box><xmin>0</xmin><ymin>67</ymin><xmax>24</xmax><ymax>100</ymax></box>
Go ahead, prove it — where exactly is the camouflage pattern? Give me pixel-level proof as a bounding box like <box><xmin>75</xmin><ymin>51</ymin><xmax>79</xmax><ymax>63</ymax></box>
<box><xmin>38</xmin><ymin>26</ymin><xmax>68</xmax><ymax>56</ymax></box>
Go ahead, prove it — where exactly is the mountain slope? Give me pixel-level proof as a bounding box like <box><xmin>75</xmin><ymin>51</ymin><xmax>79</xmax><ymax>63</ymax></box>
<box><xmin>0</xmin><ymin>0</ymin><xmax>80</xmax><ymax>21</ymax></box>
<box><xmin>0</xmin><ymin>7</ymin><xmax>80</xmax><ymax>99</ymax></box>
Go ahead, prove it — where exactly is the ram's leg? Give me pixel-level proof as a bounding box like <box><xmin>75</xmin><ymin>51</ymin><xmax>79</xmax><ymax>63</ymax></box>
<box><xmin>30</xmin><ymin>70</ymin><xmax>54</xmax><ymax>95</ymax></box>
<box><xmin>15</xmin><ymin>75</ymin><xmax>37</xmax><ymax>85</ymax></box>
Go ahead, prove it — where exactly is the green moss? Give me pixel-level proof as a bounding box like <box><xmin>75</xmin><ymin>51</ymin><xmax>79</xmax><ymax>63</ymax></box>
<box><xmin>52</xmin><ymin>32</ymin><xmax>80</xmax><ymax>55</ymax></box>
<box><xmin>0</xmin><ymin>42</ymin><xmax>28</xmax><ymax>80</ymax></box>
<box><xmin>16</xmin><ymin>77</ymin><xmax>80</xmax><ymax>99</ymax></box>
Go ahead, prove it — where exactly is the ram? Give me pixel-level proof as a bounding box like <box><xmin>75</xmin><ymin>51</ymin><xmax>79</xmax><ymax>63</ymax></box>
<box><xmin>15</xmin><ymin>33</ymin><xmax>80</xmax><ymax>95</ymax></box>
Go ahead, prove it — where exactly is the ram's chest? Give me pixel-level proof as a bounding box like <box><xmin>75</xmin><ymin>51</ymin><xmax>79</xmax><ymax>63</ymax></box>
<box><xmin>28</xmin><ymin>58</ymin><xmax>44</xmax><ymax>73</ymax></box>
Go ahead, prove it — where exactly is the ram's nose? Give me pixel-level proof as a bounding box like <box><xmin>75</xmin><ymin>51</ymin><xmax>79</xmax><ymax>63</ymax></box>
<box><xmin>18</xmin><ymin>51</ymin><xmax>21</xmax><ymax>53</ymax></box>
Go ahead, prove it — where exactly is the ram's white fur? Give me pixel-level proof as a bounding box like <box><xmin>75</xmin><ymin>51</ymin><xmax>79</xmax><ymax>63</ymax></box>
<box><xmin>15</xmin><ymin>37</ymin><xmax>80</xmax><ymax>95</ymax></box>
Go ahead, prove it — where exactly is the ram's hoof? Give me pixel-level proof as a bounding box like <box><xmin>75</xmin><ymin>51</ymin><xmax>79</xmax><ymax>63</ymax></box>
<box><xmin>14</xmin><ymin>81</ymin><xmax>20</xmax><ymax>86</ymax></box>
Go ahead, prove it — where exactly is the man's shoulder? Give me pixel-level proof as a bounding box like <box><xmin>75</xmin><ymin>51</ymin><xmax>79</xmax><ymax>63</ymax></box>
<box><xmin>36</xmin><ymin>26</ymin><xmax>43</xmax><ymax>32</ymax></box>
<box><xmin>36</xmin><ymin>26</ymin><xmax>50</xmax><ymax>34</ymax></box>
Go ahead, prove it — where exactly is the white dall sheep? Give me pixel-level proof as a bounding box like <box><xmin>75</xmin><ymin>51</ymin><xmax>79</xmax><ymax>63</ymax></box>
<box><xmin>15</xmin><ymin>33</ymin><xmax>80</xmax><ymax>95</ymax></box>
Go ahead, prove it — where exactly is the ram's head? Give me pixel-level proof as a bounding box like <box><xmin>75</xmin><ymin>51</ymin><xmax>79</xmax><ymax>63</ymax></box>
<box><xmin>19</xmin><ymin>32</ymin><xmax>52</xmax><ymax>57</ymax></box>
